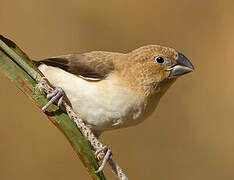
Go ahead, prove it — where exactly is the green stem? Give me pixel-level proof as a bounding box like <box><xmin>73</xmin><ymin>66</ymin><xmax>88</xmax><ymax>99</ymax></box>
<box><xmin>0</xmin><ymin>35</ymin><xmax>106</xmax><ymax>180</ymax></box>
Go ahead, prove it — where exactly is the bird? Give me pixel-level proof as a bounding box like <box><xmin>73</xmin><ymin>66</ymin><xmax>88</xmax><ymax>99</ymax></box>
<box><xmin>33</xmin><ymin>45</ymin><xmax>194</xmax><ymax>173</ymax></box>
<box><xmin>33</xmin><ymin>45</ymin><xmax>194</xmax><ymax>137</ymax></box>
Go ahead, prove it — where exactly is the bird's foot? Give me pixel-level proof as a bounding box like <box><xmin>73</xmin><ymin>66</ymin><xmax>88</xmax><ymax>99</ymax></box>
<box><xmin>95</xmin><ymin>146</ymin><xmax>112</xmax><ymax>173</ymax></box>
<box><xmin>41</xmin><ymin>87</ymin><xmax>64</xmax><ymax>112</ymax></box>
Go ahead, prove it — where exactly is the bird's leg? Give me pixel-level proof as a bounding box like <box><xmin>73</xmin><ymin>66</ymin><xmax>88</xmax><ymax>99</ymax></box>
<box><xmin>95</xmin><ymin>146</ymin><xmax>112</xmax><ymax>173</ymax></box>
<box><xmin>87</xmin><ymin>131</ymin><xmax>113</xmax><ymax>173</ymax></box>
<box><xmin>87</xmin><ymin>135</ymin><xmax>113</xmax><ymax>173</ymax></box>
<box><xmin>41</xmin><ymin>87</ymin><xmax>64</xmax><ymax>111</ymax></box>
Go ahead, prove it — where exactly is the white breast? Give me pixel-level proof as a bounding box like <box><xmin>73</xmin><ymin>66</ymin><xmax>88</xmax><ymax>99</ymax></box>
<box><xmin>38</xmin><ymin>64</ymin><xmax>150</xmax><ymax>132</ymax></box>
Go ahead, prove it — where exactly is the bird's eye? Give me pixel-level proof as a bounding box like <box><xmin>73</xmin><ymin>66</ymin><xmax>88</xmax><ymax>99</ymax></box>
<box><xmin>154</xmin><ymin>56</ymin><xmax>165</xmax><ymax>64</ymax></box>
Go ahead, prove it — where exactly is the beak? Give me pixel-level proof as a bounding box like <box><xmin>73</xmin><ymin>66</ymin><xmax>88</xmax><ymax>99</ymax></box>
<box><xmin>168</xmin><ymin>52</ymin><xmax>194</xmax><ymax>77</ymax></box>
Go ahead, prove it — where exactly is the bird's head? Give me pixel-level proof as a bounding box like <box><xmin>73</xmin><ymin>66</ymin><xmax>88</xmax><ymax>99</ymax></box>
<box><xmin>123</xmin><ymin>45</ymin><xmax>194</xmax><ymax>96</ymax></box>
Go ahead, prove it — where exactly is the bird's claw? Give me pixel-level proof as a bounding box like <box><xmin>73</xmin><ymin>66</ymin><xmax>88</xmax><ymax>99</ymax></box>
<box><xmin>95</xmin><ymin>146</ymin><xmax>112</xmax><ymax>173</ymax></box>
<box><xmin>41</xmin><ymin>87</ymin><xmax>64</xmax><ymax>112</ymax></box>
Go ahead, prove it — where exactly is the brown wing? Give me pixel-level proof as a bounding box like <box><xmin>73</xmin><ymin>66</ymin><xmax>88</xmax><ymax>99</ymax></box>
<box><xmin>34</xmin><ymin>51</ymin><xmax>123</xmax><ymax>81</ymax></box>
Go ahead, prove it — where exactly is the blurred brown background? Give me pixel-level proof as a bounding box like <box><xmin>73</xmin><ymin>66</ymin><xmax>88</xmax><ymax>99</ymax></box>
<box><xmin>0</xmin><ymin>0</ymin><xmax>234</xmax><ymax>179</ymax></box>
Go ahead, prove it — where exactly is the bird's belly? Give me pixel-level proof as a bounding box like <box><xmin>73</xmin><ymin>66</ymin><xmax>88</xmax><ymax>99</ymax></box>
<box><xmin>39</xmin><ymin>65</ymin><xmax>150</xmax><ymax>132</ymax></box>
<box><xmin>71</xmin><ymin>96</ymin><xmax>143</xmax><ymax>131</ymax></box>
<box><xmin>66</xmin><ymin>78</ymin><xmax>146</xmax><ymax>132</ymax></box>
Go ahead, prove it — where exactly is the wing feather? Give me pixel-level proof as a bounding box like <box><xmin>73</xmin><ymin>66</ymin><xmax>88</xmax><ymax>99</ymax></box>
<box><xmin>33</xmin><ymin>52</ymin><xmax>122</xmax><ymax>81</ymax></box>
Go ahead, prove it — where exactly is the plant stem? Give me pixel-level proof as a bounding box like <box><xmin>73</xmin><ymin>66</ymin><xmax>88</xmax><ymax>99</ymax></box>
<box><xmin>0</xmin><ymin>35</ymin><xmax>106</xmax><ymax>180</ymax></box>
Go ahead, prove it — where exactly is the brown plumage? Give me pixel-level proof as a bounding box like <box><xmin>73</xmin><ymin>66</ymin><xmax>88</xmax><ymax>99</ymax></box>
<box><xmin>35</xmin><ymin>45</ymin><xmax>194</xmax><ymax>134</ymax></box>
<box><xmin>34</xmin><ymin>52</ymin><xmax>122</xmax><ymax>80</ymax></box>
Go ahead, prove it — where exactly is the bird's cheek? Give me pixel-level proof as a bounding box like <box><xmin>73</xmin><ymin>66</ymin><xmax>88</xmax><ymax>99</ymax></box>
<box><xmin>152</xmin><ymin>72</ymin><xmax>164</xmax><ymax>83</ymax></box>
